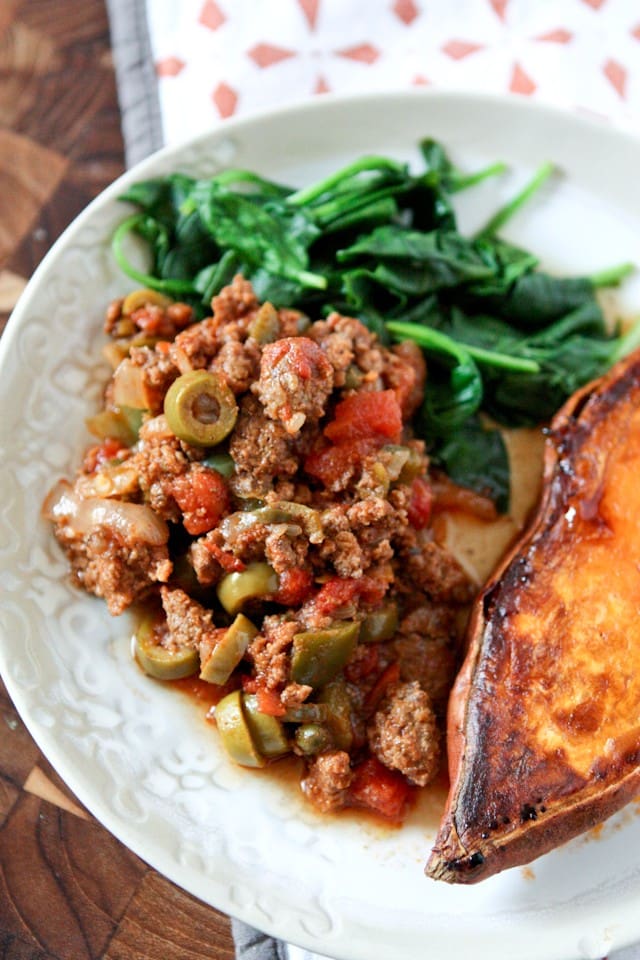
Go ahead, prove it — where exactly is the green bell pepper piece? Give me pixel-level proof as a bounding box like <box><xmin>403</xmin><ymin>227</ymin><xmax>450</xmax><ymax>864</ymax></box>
<box><xmin>290</xmin><ymin>621</ymin><xmax>359</xmax><ymax>688</ymax></box>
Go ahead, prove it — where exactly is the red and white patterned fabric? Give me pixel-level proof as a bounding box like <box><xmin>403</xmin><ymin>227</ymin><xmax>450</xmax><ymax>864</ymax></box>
<box><xmin>148</xmin><ymin>0</ymin><xmax>640</xmax><ymax>146</ymax></box>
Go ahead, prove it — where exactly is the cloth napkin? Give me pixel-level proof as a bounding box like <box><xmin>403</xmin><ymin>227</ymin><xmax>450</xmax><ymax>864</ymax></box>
<box><xmin>105</xmin><ymin>2</ymin><xmax>640</xmax><ymax>959</ymax></box>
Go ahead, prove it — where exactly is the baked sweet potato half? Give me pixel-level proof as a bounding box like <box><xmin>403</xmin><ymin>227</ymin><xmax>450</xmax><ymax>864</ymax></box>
<box><xmin>426</xmin><ymin>348</ymin><xmax>640</xmax><ymax>884</ymax></box>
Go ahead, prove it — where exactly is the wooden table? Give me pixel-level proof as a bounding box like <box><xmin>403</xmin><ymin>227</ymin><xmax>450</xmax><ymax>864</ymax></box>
<box><xmin>0</xmin><ymin>2</ymin><xmax>235</xmax><ymax>956</ymax></box>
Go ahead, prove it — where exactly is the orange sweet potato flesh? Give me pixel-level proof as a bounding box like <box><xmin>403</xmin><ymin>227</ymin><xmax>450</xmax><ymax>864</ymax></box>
<box><xmin>426</xmin><ymin>349</ymin><xmax>640</xmax><ymax>884</ymax></box>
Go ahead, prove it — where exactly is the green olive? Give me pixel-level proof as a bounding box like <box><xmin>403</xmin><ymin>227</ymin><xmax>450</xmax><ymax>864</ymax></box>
<box><xmin>247</xmin><ymin>301</ymin><xmax>280</xmax><ymax>344</ymax></box>
<box><xmin>398</xmin><ymin>447</ymin><xmax>424</xmax><ymax>484</ymax></box>
<box><xmin>294</xmin><ymin>723</ymin><xmax>333</xmax><ymax>756</ymax></box>
<box><xmin>134</xmin><ymin>616</ymin><xmax>199</xmax><ymax>681</ymax></box>
<box><xmin>317</xmin><ymin>677</ymin><xmax>353</xmax><ymax>750</ymax></box>
<box><xmin>122</xmin><ymin>288</ymin><xmax>172</xmax><ymax>315</ymax></box>
<box><xmin>243</xmin><ymin>694</ymin><xmax>289</xmax><ymax>758</ymax></box>
<box><xmin>359</xmin><ymin>602</ymin><xmax>399</xmax><ymax>644</ymax></box>
<box><xmin>283</xmin><ymin>702</ymin><xmax>329</xmax><ymax>723</ymax></box>
<box><xmin>290</xmin><ymin>622</ymin><xmax>359</xmax><ymax>688</ymax></box>
<box><xmin>200</xmin><ymin>614</ymin><xmax>258</xmax><ymax>685</ymax></box>
<box><xmin>164</xmin><ymin>370</ymin><xmax>238</xmax><ymax>447</ymax></box>
<box><xmin>215</xmin><ymin>690</ymin><xmax>265</xmax><ymax>768</ymax></box>
<box><xmin>202</xmin><ymin>452</ymin><xmax>236</xmax><ymax>478</ymax></box>
<box><xmin>217</xmin><ymin>562</ymin><xmax>279</xmax><ymax>615</ymax></box>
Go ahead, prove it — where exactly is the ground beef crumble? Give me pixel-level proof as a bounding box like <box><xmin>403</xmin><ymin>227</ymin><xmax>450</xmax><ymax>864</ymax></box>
<box><xmin>46</xmin><ymin>275</ymin><xmax>475</xmax><ymax>823</ymax></box>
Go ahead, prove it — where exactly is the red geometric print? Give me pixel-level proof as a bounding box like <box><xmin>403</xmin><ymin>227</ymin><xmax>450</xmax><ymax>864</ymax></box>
<box><xmin>198</xmin><ymin>0</ymin><xmax>226</xmax><ymax>31</ymax></box>
<box><xmin>535</xmin><ymin>28</ymin><xmax>573</xmax><ymax>43</ymax></box>
<box><xmin>156</xmin><ymin>57</ymin><xmax>186</xmax><ymax>77</ymax></box>
<box><xmin>336</xmin><ymin>44</ymin><xmax>381</xmax><ymax>64</ymax></box>
<box><xmin>298</xmin><ymin>0</ymin><xmax>320</xmax><ymax>30</ymax></box>
<box><xmin>603</xmin><ymin>58</ymin><xmax>627</xmax><ymax>98</ymax></box>
<box><xmin>212</xmin><ymin>82</ymin><xmax>238</xmax><ymax>118</ymax></box>
<box><xmin>442</xmin><ymin>40</ymin><xmax>484</xmax><ymax>60</ymax></box>
<box><xmin>510</xmin><ymin>62</ymin><xmax>536</xmax><ymax>95</ymax></box>
<box><xmin>488</xmin><ymin>0</ymin><xmax>509</xmax><ymax>22</ymax></box>
<box><xmin>152</xmin><ymin>0</ymin><xmax>640</xmax><ymax>153</ymax></box>
<box><xmin>248</xmin><ymin>44</ymin><xmax>297</xmax><ymax>68</ymax></box>
<box><xmin>393</xmin><ymin>0</ymin><xmax>420</xmax><ymax>26</ymax></box>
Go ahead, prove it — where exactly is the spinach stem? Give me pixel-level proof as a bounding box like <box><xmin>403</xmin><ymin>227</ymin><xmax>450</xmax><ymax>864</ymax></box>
<box><xmin>451</xmin><ymin>161</ymin><xmax>508</xmax><ymax>193</ymax></box>
<box><xmin>609</xmin><ymin>318</ymin><xmax>640</xmax><ymax>364</ymax></box>
<box><xmin>111</xmin><ymin>216</ymin><xmax>194</xmax><ymax>294</ymax></box>
<box><xmin>386</xmin><ymin>320</ymin><xmax>541</xmax><ymax>373</ymax></box>
<box><xmin>286</xmin><ymin>157</ymin><xmax>404</xmax><ymax>207</ymax></box>
<box><xmin>589</xmin><ymin>262</ymin><xmax>635</xmax><ymax>288</ymax></box>
<box><xmin>475</xmin><ymin>161</ymin><xmax>556</xmax><ymax>239</ymax></box>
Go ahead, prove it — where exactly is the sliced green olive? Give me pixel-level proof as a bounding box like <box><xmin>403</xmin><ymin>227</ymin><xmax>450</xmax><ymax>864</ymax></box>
<box><xmin>290</xmin><ymin>621</ymin><xmax>359</xmax><ymax>688</ymax></box>
<box><xmin>359</xmin><ymin>602</ymin><xmax>399</xmax><ymax>644</ymax></box>
<box><xmin>122</xmin><ymin>288</ymin><xmax>172</xmax><ymax>315</ymax></box>
<box><xmin>236</xmin><ymin>502</ymin><xmax>323</xmax><ymax>543</ymax></box>
<box><xmin>270</xmin><ymin>501</ymin><xmax>324</xmax><ymax>544</ymax></box>
<box><xmin>217</xmin><ymin>562</ymin><xmax>279</xmax><ymax>615</ymax></box>
<box><xmin>344</xmin><ymin>364</ymin><xmax>364</xmax><ymax>389</ymax></box>
<box><xmin>215</xmin><ymin>690</ymin><xmax>265</xmax><ymax>768</ymax></box>
<box><xmin>164</xmin><ymin>370</ymin><xmax>238</xmax><ymax>447</ymax></box>
<box><xmin>283</xmin><ymin>702</ymin><xmax>329</xmax><ymax>724</ymax></box>
<box><xmin>243</xmin><ymin>694</ymin><xmax>289</xmax><ymax>758</ymax></box>
<box><xmin>294</xmin><ymin>722</ymin><xmax>334</xmax><ymax>756</ymax></box>
<box><xmin>134</xmin><ymin>616</ymin><xmax>199</xmax><ymax>681</ymax></box>
<box><xmin>247</xmin><ymin>301</ymin><xmax>280</xmax><ymax>344</ymax></box>
<box><xmin>200</xmin><ymin>614</ymin><xmax>258</xmax><ymax>685</ymax></box>
<box><xmin>317</xmin><ymin>677</ymin><xmax>353</xmax><ymax>750</ymax></box>
<box><xmin>202</xmin><ymin>452</ymin><xmax>236</xmax><ymax>478</ymax></box>
<box><xmin>398</xmin><ymin>447</ymin><xmax>424</xmax><ymax>484</ymax></box>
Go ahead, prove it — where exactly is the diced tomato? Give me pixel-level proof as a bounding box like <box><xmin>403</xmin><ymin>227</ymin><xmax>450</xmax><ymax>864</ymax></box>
<box><xmin>348</xmin><ymin>755</ymin><xmax>414</xmax><ymax>822</ymax></box>
<box><xmin>172</xmin><ymin>467</ymin><xmax>230</xmax><ymax>535</ymax></box>
<box><xmin>324</xmin><ymin>390</ymin><xmax>403</xmax><ymax>446</ymax></box>
<box><xmin>272</xmin><ymin>568</ymin><xmax>314</xmax><ymax>607</ymax></box>
<box><xmin>256</xmin><ymin>685</ymin><xmax>286</xmax><ymax>717</ymax></box>
<box><xmin>431</xmin><ymin>472</ymin><xmax>497</xmax><ymax>522</ymax></box>
<box><xmin>264</xmin><ymin>336</ymin><xmax>331</xmax><ymax>382</ymax></box>
<box><xmin>344</xmin><ymin>644</ymin><xmax>380</xmax><ymax>683</ymax></box>
<box><xmin>240</xmin><ymin>675</ymin><xmax>258</xmax><ymax>694</ymax></box>
<box><xmin>363</xmin><ymin>661</ymin><xmax>401</xmax><ymax>714</ymax></box>
<box><xmin>203</xmin><ymin>539</ymin><xmax>246</xmax><ymax>573</ymax></box>
<box><xmin>407</xmin><ymin>476</ymin><xmax>433</xmax><ymax>530</ymax></box>
<box><xmin>312</xmin><ymin>576</ymin><xmax>388</xmax><ymax>619</ymax></box>
<box><xmin>83</xmin><ymin>438</ymin><xmax>129</xmax><ymax>473</ymax></box>
<box><xmin>303</xmin><ymin>439</ymin><xmax>372</xmax><ymax>488</ymax></box>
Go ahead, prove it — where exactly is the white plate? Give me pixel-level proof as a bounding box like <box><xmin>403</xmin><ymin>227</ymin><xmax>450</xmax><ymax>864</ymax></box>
<box><xmin>2</xmin><ymin>91</ymin><xmax>640</xmax><ymax>960</ymax></box>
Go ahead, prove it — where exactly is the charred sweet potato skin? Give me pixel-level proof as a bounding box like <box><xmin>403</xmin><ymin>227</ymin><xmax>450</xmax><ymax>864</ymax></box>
<box><xmin>427</xmin><ymin>349</ymin><xmax>640</xmax><ymax>884</ymax></box>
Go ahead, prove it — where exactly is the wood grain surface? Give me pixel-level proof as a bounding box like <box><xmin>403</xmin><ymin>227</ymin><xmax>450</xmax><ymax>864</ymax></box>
<box><xmin>0</xmin><ymin>3</ymin><xmax>236</xmax><ymax>957</ymax></box>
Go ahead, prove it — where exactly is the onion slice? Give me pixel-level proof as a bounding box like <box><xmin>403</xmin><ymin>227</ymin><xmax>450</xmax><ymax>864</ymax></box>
<box><xmin>43</xmin><ymin>479</ymin><xmax>168</xmax><ymax>546</ymax></box>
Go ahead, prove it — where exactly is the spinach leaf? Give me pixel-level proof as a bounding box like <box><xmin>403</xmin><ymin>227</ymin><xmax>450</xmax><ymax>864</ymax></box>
<box><xmin>432</xmin><ymin>417</ymin><xmax>511</xmax><ymax>513</ymax></box>
<box><xmin>337</xmin><ymin>227</ymin><xmax>497</xmax><ymax>291</ymax></box>
<box><xmin>189</xmin><ymin>181</ymin><xmax>325</xmax><ymax>290</ymax></box>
